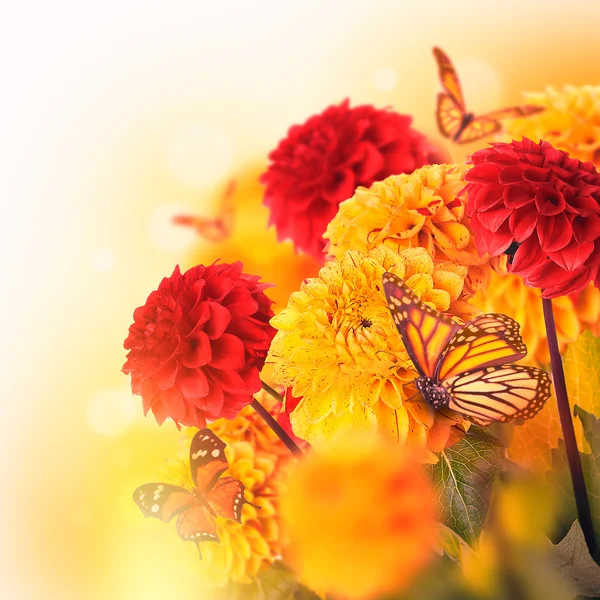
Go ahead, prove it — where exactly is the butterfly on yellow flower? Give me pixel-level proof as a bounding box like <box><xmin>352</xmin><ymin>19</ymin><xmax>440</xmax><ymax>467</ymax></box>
<box><xmin>382</xmin><ymin>272</ymin><xmax>551</xmax><ymax>426</ymax></box>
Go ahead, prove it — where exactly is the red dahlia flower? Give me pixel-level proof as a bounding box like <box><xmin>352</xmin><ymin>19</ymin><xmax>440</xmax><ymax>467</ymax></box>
<box><xmin>464</xmin><ymin>138</ymin><xmax>600</xmax><ymax>298</ymax></box>
<box><xmin>261</xmin><ymin>99</ymin><xmax>438</xmax><ymax>261</ymax></box>
<box><xmin>123</xmin><ymin>262</ymin><xmax>276</xmax><ymax>427</ymax></box>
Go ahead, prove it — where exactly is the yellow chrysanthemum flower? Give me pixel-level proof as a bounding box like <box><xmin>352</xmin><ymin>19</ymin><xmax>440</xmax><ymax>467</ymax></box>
<box><xmin>169</xmin><ymin>398</ymin><xmax>292</xmax><ymax>591</ymax></box>
<box><xmin>281</xmin><ymin>432</ymin><xmax>437</xmax><ymax>600</ymax></box>
<box><xmin>323</xmin><ymin>163</ymin><xmax>504</xmax><ymax>294</ymax></box>
<box><xmin>472</xmin><ymin>271</ymin><xmax>581</xmax><ymax>365</ymax></box>
<box><xmin>267</xmin><ymin>245</ymin><xmax>468</xmax><ymax>455</ymax></box>
<box><xmin>504</xmin><ymin>85</ymin><xmax>600</xmax><ymax>166</ymax></box>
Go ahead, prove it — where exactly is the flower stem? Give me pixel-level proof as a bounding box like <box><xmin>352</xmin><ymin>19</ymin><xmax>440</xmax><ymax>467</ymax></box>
<box><xmin>261</xmin><ymin>380</ymin><xmax>284</xmax><ymax>403</ymax></box>
<box><xmin>251</xmin><ymin>396</ymin><xmax>304</xmax><ymax>458</ymax></box>
<box><xmin>542</xmin><ymin>296</ymin><xmax>596</xmax><ymax>555</ymax></box>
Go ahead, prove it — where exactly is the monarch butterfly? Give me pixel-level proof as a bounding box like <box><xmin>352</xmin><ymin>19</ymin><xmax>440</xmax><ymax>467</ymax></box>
<box><xmin>382</xmin><ymin>272</ymin><xmax>551</xmax><ymax>426</ymax></box>
<box><xmin>133</xmin><ymin>429</ymin><xmax>253</xmax><ymax>557</ymax></box>
<box><xmin>172</xmin><ymin>179</ymin><xmax>236</xmax><ymax>242</ymax></box>
<box><xmin>433</xmin><ymin>46</ymin><xmax>545</xmax><ymax>144</ymax></box>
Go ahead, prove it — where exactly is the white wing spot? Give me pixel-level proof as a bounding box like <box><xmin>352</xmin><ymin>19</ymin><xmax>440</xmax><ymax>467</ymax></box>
<box><xmin>211</xmin><ymin>449</ymin><xmax>220</xmax><ymax>458</ymax></box>
<box><xmin>151</xmin><ymin>504</ymin><xmax>160</xmax><ymax>513</ymax></box>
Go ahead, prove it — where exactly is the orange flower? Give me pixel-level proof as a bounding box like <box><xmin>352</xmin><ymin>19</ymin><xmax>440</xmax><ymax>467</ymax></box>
<box><xmin>472</xmin><ymin>271</ymin><xmax>580</xmax><ymax>365</ymax></box>
<box><xmin>323</xmin><ymin>163</ymin><xmax>505</xmax><ymax>294</ymax></box>
<box><xmin>280</xmin><ymin>432</ymin><xmax>436</xmax><ymax>599</ymax></box>
<box><xmin>573</xmin><ymin>283</ymin><xmax>600</xmax><ymax>337</ymax></box>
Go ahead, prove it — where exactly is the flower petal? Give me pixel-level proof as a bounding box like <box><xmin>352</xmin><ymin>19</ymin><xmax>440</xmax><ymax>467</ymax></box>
<box><xmin>177</xmin><ymin>367</ymin><xmax>210</xmax><ymax>400</ymax></box>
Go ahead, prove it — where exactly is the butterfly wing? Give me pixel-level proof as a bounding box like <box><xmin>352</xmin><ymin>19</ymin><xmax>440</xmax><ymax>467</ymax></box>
<box><xmin>436</xmin><ymin>313</ymin><xmax>527</xmax><ymax>381</ymax></box>
<box><xmin>455</xmin><ymin>106</ymin><xmax>546</xmax><ymax>144</ymax></box>
<box><xmin>443</xmin><ymin>365</ymin><xmax>552</xmax><ymax>426</ymax></box>
<box><xmin>437</xmin><ymin>93</ymin><xmax>466</xmax><ymax>140</ymax></box>
<box><xmin>133</xmin><ymin>483</ymin><xmax>195</xmax><ymax>522</ymax></box>
<box><xmin>190</xmin><ymin>429</ymin><xmax>229</xmax><ymax>493</ymax></box>
<box><xmin>383</xmin><ymin>272</ymin><xmax>461</xmax><ymax>377</ymax></box>
<box><xmin>454</xmin><ymin>116</ymin><xmax>502</xmax><ymax>144</ymax></box>
<box><xmin>176</xmin><ymin>504</ymin><xmax>220</xmax><ymax>548</ymax></box>
<box><xmin>205</xmin><ymin>476</ymin><xmax>248</xmax><ymax>523</ymax></box>
<box><xmin>478</xmin><ymin>105</ymin><xmax>546</xmax><ymax>121</ymax></box>
<box><xmin>433</xmin><ymin>47</ymin><xmax>465</xmax><ymax>109</ymax></box>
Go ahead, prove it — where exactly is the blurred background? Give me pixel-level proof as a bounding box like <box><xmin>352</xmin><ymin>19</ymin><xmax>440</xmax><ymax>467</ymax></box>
<box><xmin>2</xmin><ymin>1</ymin><xmax>600</xmax><ymax>597</ymax></box>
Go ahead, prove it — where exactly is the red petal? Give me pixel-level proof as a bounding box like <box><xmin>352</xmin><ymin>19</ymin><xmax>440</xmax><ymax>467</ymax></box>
<box><xmin>466</xmin><ymin>162</ymin><xmax>501</xmax><ymax>183</ymax></box>
<box><xmin>509</xmin><ymin>204</ymin><xmax>538</xmax><ymax>242</ymax></box>
<box><xmin>227</xmin><ymin>316</ymin><xmax>272</xmax><ymax>343</ymax></box>
<box><xmin>161</xmin><ymin>387</ymin><xmax>186</xmax><ymax>420</ymax></box>
<box><xmin>511</xmin><ymin>235</ymin><xmax>544</xmax><ymax>274</ymax></box>
<box><xmin>177</xmin><ymin>367</ymin><xmax>210</xmax><ymax>400</ymax></box>
<box><xmin>354</xmin><ymin>142</ymin><xmax>385</xmax><ymax>181</ymax></box>
<box><xmin>484</xmin><ymin>220</ymin><xmax>514</xmax><ymax>256</ymax></box>
<box><xmin>537</xmin><ymin>213</ymin><xmax>572</xmax><ymax>252</ymax></box>
<box><xmin>477</xmin><ymin>205</ymin><xmax>512</xmax><ymax>233</ymax></box>
<box><xmin>210</xmin><ymin>333</ymin><xmax>246</xmax><ymax>370</ymax></box>
<box><xmin>206</xmin><ymin>366</ymin><xmax>247</xmax><ymax>393</ymax></box>
<box><xmin>503</xmin><ymin>182</ymin><xmax>535</xmax><ymax>208</ymax></box>
<box><xmin>153</xmin><ymin>359</ymin><xmax>178</xmax><ymax>390</ymax></box>
<box><xmin>535</xmin><ymin>186</ymin><xmax>566</xmax><ymax>216</ymax></box>
<box><xmin>204</xmin><ymin>275</ymin><xmax>235</xmax><ymax>302</ymax></box>
<box><xmin>548</xmin><ymin>239</ymin><xmax>594</xmax><ymax>271</ymax></box>
<box><xmin>572</xmin><ymin>214</ymin><xmax>600</xmax><ymax>245</ymax></box>
<box><xmin>522</xmin><ymin>167</ymin><xmax>551</xmax><ymax>182</ymax></box>
<box><xmin>498</xmin><ymin>167</ymin><xmax>523</xmax><ymax>184</ymax></box>
<box><xmin>323</xmin><ymin>169</ymin><xmax>356</xmax><ymax>203</ymax></box>
<box><xmin>204</xmin><ymin>302</ymin><xmax>232</xmax><ymax>339</ymax></box>
<box><xmin>181</xmin><ymin>331</ymin><xmax>212</xmax><ymax>369</ymax></box>
<box><xmin>472</xmin><ymin>184</ymin><xmax>504</xmax><ymax>211</ymax></box>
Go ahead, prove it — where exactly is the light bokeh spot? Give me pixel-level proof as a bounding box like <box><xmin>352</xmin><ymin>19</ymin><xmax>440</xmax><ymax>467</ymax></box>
<box><xmin>166</xmin><ymin>123</ymin><xmax>233</xmax><ymax>188</ymax></box>
<box><xmin>90</xmin><ymin>248</ymin><xmax>115</xmax><ymax>271</ymax></box>
<box><xmin>374</xmin><ymin>67</ymin><xmax>398</xmax><ymax>91</ymax></box>
<box><xmin>87</xmin><ymin>388</ymin><xmax>138</xmax><ymax>436</ymax></box>
<box><xmin>149</xmin><ymin>204</ymin><xmax>197</xmax><ymax>252</ymax></box>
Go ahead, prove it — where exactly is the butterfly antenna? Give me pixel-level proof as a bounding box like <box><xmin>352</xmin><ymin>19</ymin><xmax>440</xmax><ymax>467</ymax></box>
<box><xmin>403</xmin><ymin>387</ymin><xmax>423</xmax><ymax>403</ymax></box>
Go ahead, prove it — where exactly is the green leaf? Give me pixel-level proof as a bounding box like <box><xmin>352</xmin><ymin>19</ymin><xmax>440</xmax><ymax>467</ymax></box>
<box><xmin>548</xmin><ymin>520</ymin><xmax>600</xmax><ymax>598</ymax></box>
<box><xmin>436</xmin><ymin>524</ymin><xmax>474</xmax><ymax>565</ymax></box>
<box><xmin>547</xmin><ymin>406</ymin><xmax>600</xmax><ymax>548</ymax></box>
<box><xmin>564</xmin><ymin>331</ymin><xmax>600</xmax><ymax>451</ymax></box>
<box><xmin>427</xmin><ymin>429</ymin><xmax>503</xmax><ymax>545</ymax></box>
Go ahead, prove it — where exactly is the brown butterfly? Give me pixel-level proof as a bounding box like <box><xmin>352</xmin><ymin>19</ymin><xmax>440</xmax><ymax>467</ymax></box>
<box><xmin>172</xmin><ymin>179</ymin><xmax>236</xmax><ymax>242</ymax></box>
<box><xmin>133</xmin><ymin>429</ymin><xmax>254</xmax><ymax>557</ymax></box>
<box><xmin>433</xmin><ymin>47</ymin><xmax>545</xmax><ymax>144</ymax></box>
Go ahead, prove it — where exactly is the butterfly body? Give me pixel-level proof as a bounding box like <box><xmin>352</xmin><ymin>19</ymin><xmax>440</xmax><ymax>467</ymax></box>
<box><xmin>415</xmin><ymin>377</ymin><xmax>452</xmax><ymax>409</ymax></box>
<box><xmin>453</xmin><ymin>112</ymin><xmax>474</xmax><ymax>142</ymax></box>
<box><xmin>383</xmin><ymin>272</ymin><xmax>551</xmax><ymax>426</ymax></box>
<box><xmin>433</xmin><ymin>46</ymin><xmax>545</xmax><ymax>144</ymax></box>
<box><xmin>133</xmin><ymin>429</ymin><xmax>252</xmax><ymax>556</ymax></box>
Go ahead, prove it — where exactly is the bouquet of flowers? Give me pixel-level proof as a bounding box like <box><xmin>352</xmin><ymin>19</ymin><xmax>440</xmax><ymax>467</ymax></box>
<box><xmin>122</xmin><ymin>49</ymin><xmax>600</xmax><ymax>599</ymax></box>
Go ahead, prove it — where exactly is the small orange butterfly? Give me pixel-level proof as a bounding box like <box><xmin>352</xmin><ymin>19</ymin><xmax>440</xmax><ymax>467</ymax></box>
<box><xmin>172</xmin><ymin>179</ymin><xmax>236</xmax><ymax>243</ymax></box>
<box><xmin>433</xmin><ymin>47</ymin><xmax>545</xmax><ymax>144</ymax></box>
<box><xmin>133</xmin><ymin>429</ymin><xmax>254</xmax><ymax>557</ymax></box>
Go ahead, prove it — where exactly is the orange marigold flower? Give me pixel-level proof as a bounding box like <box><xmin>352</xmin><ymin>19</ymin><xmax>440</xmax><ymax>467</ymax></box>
<box><xmin>323</xmin><ymin>163</ymin><xmax>505</xmax><ymax>294</ymax></box>
<box><xmin>504</xmin><ymin>85</ymin><xmax>600</xmax><ymax>166</ymax></box>
<box><xmin>472</xmin><ymin>271</ymin><xmax>581</xmax><ymax>365</ymax></box>
<box><xmin>281</xmin><ymin>432</ymin><xmax>437</xmax><ymax>599</ymax></box>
